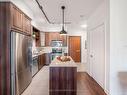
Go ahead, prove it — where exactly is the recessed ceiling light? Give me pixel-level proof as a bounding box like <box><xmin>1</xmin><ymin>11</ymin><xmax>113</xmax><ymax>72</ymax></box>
<box><xmin>81</xmin><ymin>24</ymin><xmax>88</xmax><ymax>28</ymax></box>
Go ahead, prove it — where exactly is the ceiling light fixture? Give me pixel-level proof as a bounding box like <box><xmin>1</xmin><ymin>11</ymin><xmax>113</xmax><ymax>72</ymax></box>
<box><xmin>60</xmin><ymin>6</ymin><xmax>67</xmax><ymax>35</ymax></box>
<box><xmin>81</xmin><ymin>24</ymin><xmax>88</xmax><ymax>28</ymax></box>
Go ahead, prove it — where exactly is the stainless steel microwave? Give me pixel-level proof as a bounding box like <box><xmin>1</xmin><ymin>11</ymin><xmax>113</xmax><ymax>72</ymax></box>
<box><xmin>51</xmin><ymin>40</ymin><xmax>63</xmax><ymax>47</ymax></box>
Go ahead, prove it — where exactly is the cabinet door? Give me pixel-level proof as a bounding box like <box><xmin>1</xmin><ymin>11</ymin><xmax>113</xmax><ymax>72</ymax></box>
<box><xmin>50</xmin><ymin>32</ymin><xmax>59</xmax><ymax>41</ymax></box>
<box><xmin>59</xmin><ymin>35</ymin><xmax>67</xmax><ymax>46</ymax></box>
<box><xmin>45</xmin><ymin>32</ymin><xmax>50</xmax><ymax>46</ymax></box>
<box><xmin>38</xmin><ymin>54</ymin><xmax>45</xmax><ymax>70</ymax></box>
<box><xmin>45</xmin><ymin>32</ymin><xmax>54</xmax><ymax>46</ymax></box>
<box><xmin>45</xmin><ymin>32</ymin><xmax>67</xmax><ymax>46</ymax></box>
<box><xmin>45</xmin><ymin>53</ymin><xmax>51</xmax><ymax>65</ymax></box>
<box><xmin>55</xmin><ymin>32</ymin><xmax>59</xmax><ymax>40</ymax></box>
<box><xmin>23</xmin><ymin>14</ymin><xmax>31</xmax><ymax>35</ymax></box>
<box><xmin>11</xmin><ymin>5</ymin><xmax>23</xmax><ymax>31</ymax></box>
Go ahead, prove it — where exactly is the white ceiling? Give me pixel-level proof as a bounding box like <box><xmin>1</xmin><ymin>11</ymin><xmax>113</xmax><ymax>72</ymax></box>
<box><xmin>23</xmin><ymin>0</ymin><xmax>104</xmax><ymax>32</ymax></box>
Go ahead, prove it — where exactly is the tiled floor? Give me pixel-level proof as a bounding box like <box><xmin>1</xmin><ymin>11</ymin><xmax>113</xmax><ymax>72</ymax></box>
<box><xmin>22</xmin><ymin>66</ymin><xmax>49</xmax><ymax>95</ymax></box>
<box><xmin>22</xmin><ymin>64</ymin><xmax>87</xmax><ymax>95</ymax></box>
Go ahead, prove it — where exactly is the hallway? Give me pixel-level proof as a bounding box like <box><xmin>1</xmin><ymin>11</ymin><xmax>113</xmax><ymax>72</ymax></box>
<box><xmin>22</xmin><ymin>66</ymin><xmax>106</xmax><ymax>95</ymax></box>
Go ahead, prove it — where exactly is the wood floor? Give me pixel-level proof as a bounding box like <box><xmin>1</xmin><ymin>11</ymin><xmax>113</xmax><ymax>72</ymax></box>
<box><xmin>77</xmin><ymin>73</ymin><xmax>106</xmax><ymax>95</ymax></box>
<box><xmin>22</xmin><ymin>66</ymin><xmax>106</xmax><ymax>95</ymax></box>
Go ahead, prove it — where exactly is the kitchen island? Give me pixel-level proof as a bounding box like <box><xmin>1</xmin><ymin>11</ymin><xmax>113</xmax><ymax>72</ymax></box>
<box><xmin>49</xmin><ymin>56</ymin><xmax>77</xmax><ymax>95</ymax></box>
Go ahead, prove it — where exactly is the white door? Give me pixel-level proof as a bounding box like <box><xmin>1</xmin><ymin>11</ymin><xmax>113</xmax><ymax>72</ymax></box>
<box><xmin>88</xmin><ymin>24</ymin><xmax>105</xmax><ymax>88</ymax></box>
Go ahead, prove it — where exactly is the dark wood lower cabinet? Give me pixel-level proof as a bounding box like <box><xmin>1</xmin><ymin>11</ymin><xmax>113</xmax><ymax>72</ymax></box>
<box><xmin>38</xmin><ymin>53</ymin><xmax>51</xmax><ymax>70</ymax></box>
<box><xmin>45</xmin><ymin>53</ymin><xmax>51</xmax><ymax>65</ymax></box>
<box><xmin>50</xmin><ymin>67</ymin><xmax>77</xmax><ymax>95</ymax></box>
<box><xmin>50</xmin><ymin>91</ymin><xmax>77</xmax><ymax>95</ymax></box>
<box><xmin>38</xmin><ymin>54</ymin><xmax>45</xmax><ymax>70</ymax></box>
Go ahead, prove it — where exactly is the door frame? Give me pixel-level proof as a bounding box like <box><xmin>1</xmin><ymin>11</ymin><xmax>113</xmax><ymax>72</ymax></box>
<box><xmin>68</xmin><ymin>36</ymin><xmax>81</xmax><ymax>62</ymax></box>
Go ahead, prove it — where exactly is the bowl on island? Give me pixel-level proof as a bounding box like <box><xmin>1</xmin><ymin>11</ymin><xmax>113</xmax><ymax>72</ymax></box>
<box><xmin>57</xmin><ymin>56</ymin><xmax>71</xmax><ymax>62</ymax></box>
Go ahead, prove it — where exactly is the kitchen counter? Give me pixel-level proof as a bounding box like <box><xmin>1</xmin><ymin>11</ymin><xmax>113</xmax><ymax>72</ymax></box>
<box><xmin>32</xmin><ymin>46</ymin><xmax>68</xmax><ymax>58</ymax></box>
<box><xmin>32</xmin><ymin>51</ymin><xmax>47</xmax><ymax>58</ymax></box>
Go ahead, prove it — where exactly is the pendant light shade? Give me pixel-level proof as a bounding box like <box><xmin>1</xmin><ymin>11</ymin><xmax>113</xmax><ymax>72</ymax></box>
<box><xmin>60</xmin><ymin>6</ymin><xmax>67</xmax><ymax>35</ymax></box>
<box><xmin>60</xmin><ymin>26</ymin><xmax>67</xmax><ymax>35</ymax></box>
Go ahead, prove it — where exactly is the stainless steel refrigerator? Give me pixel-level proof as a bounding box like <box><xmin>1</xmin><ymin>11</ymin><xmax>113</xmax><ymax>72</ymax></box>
<box><xmin>11</xmin><ymin>31</ymin><xmax>32</xmax><ymax>95</ymax></box>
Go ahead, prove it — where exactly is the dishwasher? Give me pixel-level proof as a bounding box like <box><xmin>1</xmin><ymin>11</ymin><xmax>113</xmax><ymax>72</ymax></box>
<box><xmin>32</xmin><ymin>56</ymin><xmax>39</xmax><ymax>77</ymax></box>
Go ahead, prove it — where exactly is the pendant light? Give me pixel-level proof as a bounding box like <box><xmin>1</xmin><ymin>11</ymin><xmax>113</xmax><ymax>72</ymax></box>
<box><xmin>60</xmin><ymin>6</ymin><xmax>67</xmax><ymax>35</ymax></box>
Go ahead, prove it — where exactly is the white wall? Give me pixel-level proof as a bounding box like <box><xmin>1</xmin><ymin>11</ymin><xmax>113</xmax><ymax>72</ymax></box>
<box><xmin>110</xmin><ymin>0</ymin><xmax>127</xmax><ymax>95</ymax></box>
<box><xmin>87</xmin><ymin>3</ymin><xmax>106</xmax><ymax>30</ymax></box>
<box><xmin>87</xmin><ymin>1</ymin><xmax>110</xmax><ymax>94</ymax></box>
<box><xmin>67</xmin><ymin>29</ymin><xmax>87</xmax><ymax>64</ymax></box>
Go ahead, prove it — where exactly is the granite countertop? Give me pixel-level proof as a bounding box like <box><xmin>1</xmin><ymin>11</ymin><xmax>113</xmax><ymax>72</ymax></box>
<box><xmin>50</xmin><ymin>56</ymin><xmax>77</xmax><ymax>67</ymax></box>
<box><xmin>32</xmin><ymin>51</ymin><xmax>44</xmax><ymax>58</ymax></box>
<box><xmin>32</xmin><ymin>47</ymin><xmax>52</xmax><ymax>58</ymax></box>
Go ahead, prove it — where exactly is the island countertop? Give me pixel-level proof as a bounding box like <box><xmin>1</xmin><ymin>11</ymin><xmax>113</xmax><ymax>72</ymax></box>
<box><xmin>49</xmin><ymin>56</ymin><xmax>77</xmax><ymax>67</ymax></box>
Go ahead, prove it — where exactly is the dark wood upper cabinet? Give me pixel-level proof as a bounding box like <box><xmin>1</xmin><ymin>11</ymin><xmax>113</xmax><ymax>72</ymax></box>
<box><xmin>38</xmin><ymin>53</ymin><xmax>51</xmax><ymax>70</ymax></box>
<box><xmin>11</xmin><ymin>5</ymin><xmax>23</xmax><ymax>31</ymax></box>
<box><xmin>45</xmin><ymin>32</ymin><xmax>50</xmax><ymax>46</ymax></box>
<box><xmin>10</xmin><ymin>3</ymin><xmax>31</xmax><ymax>35</ymax></box>
<box><xmin>45</xmin><ymin>32</ymin><xmax>67</xmax><ymax>46</ymax></box>
<box><xmin>23</xmin><ymin>14</ymin><xmax>31</xmax><ymax>34</ymax></box>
